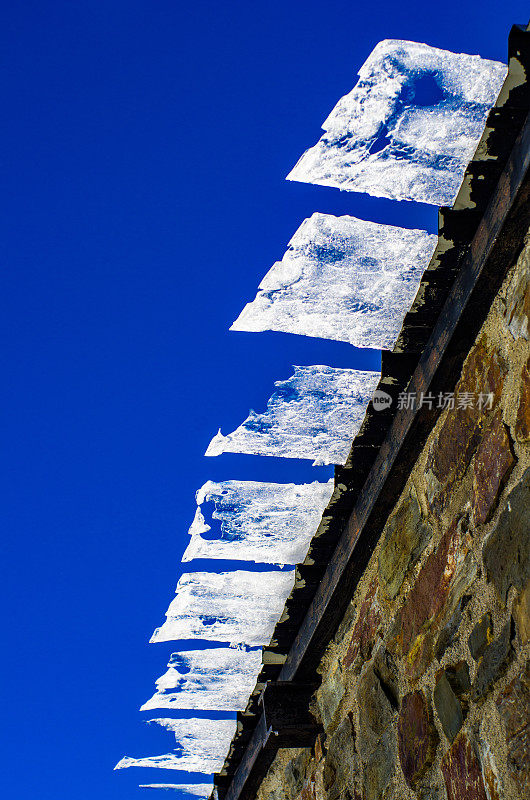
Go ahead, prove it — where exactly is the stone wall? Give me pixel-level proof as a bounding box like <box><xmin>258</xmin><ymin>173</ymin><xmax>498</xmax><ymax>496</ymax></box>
<box><xmin>255</xmin><ymin>230</ymin><xmax>530</xmax><ymax>800</ymax></box>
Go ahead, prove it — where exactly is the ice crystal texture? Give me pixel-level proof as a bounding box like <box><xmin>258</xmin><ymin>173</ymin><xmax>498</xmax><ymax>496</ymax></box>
<box><xmin>115</xmin><ymin>718</ymin><xmax>236</xmax><ymax>773</ymax></box>
<box><xmin>139</xmin><ymin>787</ymin><xmax>212</xmax><ymax>797</ymax></box>
<box><xmin>205</xmin><ymin>365</ymin><xmax>380</xmax><ymax>465</ymax></box>
<box><xmin>231</xmin><ymin>213</ymin><xmax>437</xmax><ymax>349</ymax></box>
<box><xmin>287</xmin><ymin>40</ymin><xmax>506</xmax><ymax>205</ymax></box>
<box><xmin>141</xmin><ymin>647</ymin><xmax>263</xmax><ymax>711</ymax></box>
<box><xmin>150</xmin><ymin>570</ymin><xmax>295</xmax><ymax>645</ymax></box>
<box><xmin>182</xmin><ymin>478</ymin><xmax>334</xmax><ymax>565</ymax></box>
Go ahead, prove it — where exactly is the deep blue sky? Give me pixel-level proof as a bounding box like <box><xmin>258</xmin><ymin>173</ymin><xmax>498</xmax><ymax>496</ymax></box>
<box><xmin>1</xmin><ymin>2</ymin><xmax>527</xmax><ymax>798</ymax></box>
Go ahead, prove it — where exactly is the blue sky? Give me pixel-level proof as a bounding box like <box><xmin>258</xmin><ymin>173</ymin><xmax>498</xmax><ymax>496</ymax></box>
<box><xmin>1</xmin><ymin>2</ymin><xmax>527</xmax><ymax>798</ymax></box>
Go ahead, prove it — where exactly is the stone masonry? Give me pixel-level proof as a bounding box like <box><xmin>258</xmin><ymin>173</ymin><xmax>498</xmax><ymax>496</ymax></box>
<box><xmin>254</xmin><ymin>228</ymin><xmax>530</xmax><ymax>799</ymax></box>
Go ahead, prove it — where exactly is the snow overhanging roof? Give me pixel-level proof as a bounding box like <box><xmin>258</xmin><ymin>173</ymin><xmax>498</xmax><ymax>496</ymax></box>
<box><xmin>212</xmin><ymin>24</ymin><xmax>530</xmax><ymax>800</ymax></box>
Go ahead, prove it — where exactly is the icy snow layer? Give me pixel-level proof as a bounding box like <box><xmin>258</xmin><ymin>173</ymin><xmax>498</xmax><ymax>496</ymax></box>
<box><xmin>287</xmin><ymin>39</ymin><xmax>507</xmax><ymax>205</ymax></box>
<box><xmin>231</xmin><ymin>213</ymin><xmax>438</xmax><ymax>349</ymax></box>
<box><xmin>139</xmin><ymin>788</ymin><xmax>212</xmax><ymax>797</ymax></box>
<box><xmin>205</xmin><ymin>365</ymin><xmax>380</xmax><ymax>466</ymax></box>
<box><xmin>150</xmin><ymin>570</ymin><xmax>295</xmax><ymax>645</ymax></box>
<box><xmin>141</xmin><ymin>646</ymin><xmax>263</xmax><ymax>711</ymax></box>
<box><xmin>139</xmin><ymin>787</ymin><xmax>212</xmax><ymax>797</ymax></box>
<box><xmin>182</xmin><ymin>478</ymin><xmax>334</xmax><ymax>565</ymax></box>
<box><xmin>115</xmin><ymin>718</ymin><xmax>236</xmax><ymax>773</ymax></box>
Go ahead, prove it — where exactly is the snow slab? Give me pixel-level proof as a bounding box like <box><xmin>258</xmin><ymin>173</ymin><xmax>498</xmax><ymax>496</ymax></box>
<box><xmin>141</xmin><ymin>646</ymin><xmax>263</xmax><ymax>711</ymax></box>
<box><xmin>115</xmin><ymin>718</ymin><xmax>236</xmax><ymax>774</ymax></box>
<box><xmin>182</xmin><ymin>478</ymin><xmax>334</xmax><ymax>565</ymax></box>
<box><xmin>150</xmin><ymin>570</ymin><xmax>295</xmax><ymax>646</ymax></box>
<box><xmin>231</xmin><ymin>213</ymin><xmax>437</xmax><ymax>349</ymax></box>
<box><xmin>139</xmin><ymin>787</ymin><xmax>212</xmax><ymax>797</ymax></box>
<box><xmin>205</xmin><ymin>365</ymin><xmax>380</xmax><ymax>465</ymax></box>
<box><xmin>287</xmin><ymin>39</ymin><xmax>507</xmax><ymax>205</ymax></box>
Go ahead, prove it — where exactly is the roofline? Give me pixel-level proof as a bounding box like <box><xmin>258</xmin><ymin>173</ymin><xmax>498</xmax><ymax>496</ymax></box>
<box><xmin>213</xmin><ymin>24</ymin><xmax>530</xmax><ymax>800</ymax></box>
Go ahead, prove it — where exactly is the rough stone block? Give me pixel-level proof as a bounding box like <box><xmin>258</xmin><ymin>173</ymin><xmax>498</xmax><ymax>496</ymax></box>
<box><xmin>373</xmin><ymin>647</ymin><xmax>400</xmax><ymax>711</ymax></box>
<box><xmin>426</xmin><ymin>341</ymin><xmax>506</xmax><ymax>512</ymax></box>
<box><xmin>434</xmin><ymin>670</ymin><xmax>464</xmax><ymax>742</ymax></box>
<box><xmin>397</xmin><ymin>690</ymin><xmax>438</xmax><ymax>787</ymax></box>
<box><xmin>445</xmin><ymin>661</ymin><xmax>471</xmax><ymax>698</ymax></box>
<box><xmin>435</xmin><ymin>595</ymin><xmax>472</xmax><ymax>660</ymax></box>
<box><xmin>317</xmin><ymin>664</ymin><xmax>346</xmax><ymax>731</ymax></box>
<box><xmin>314</xmin><ymin>733</ymin><xmax>324</xmax><ymax>763</ymax></box>
<box><xmin>496</xmin><ymin>660</ymin><xmax>530</xmax><ymax>798</ymax></box>
<box><xmin>472</xmin><ymin>620</ymin><xmax>514</xmax><ymax>700</ymax></box>
<box><xmin>472</xmin><ymin>412</ymin><xmax>514</xmax><ymax>524</ymax></box>
<box><xmin>393</xmin><ymin>521</ymin><xmax>476</xmax><ymax>677</ymax></box>
<box><xmin>264</xmin><ymin>787</ymin><xmax>284</xmax><ymax>800</ymax></box>
<box><xmin>505</xmin><ymin>253</ymin><xmax>530</xmax><ymax>340</ymax></box>
<box><xmin>426</xmin><ymin>409</ymin><xmax>482</xmax><ymax>517</ymax></box>
<box><xmin>515</xmin><ymin>359</ymin><xmax>530</xmax><ymax>442</ymax></box>
<box><xmin>285</xmin><ymin>750</ymin><xmax>312</xmax><ymax>799</ymax></box>
<box><xmin>358</xmin><ymin>665</ymin><xmax>395</xmax><ymax>741</ymax></box>
<box><xmin>441</xmin><ymin>734</ymin><xmax>488</xmax><ymax>800</ymax></box>
<box><xmin>468</xmin><ymin>613</ymin><xmax>493</xmax><ymax>661</ymax></box>
<box><xmin>378</xmin><ymin>489</ymin><xmax>431</xmax><ymax>600</ymax></box>
<box><xmin>324</xmin><ymin>715</ymin><xmax>359</xmax><ymax>800</ymax></box>
<box><xmin>357</xmin><ymin>666</ymin><xmax>396</xmax><ymax>800</ymax></box>
<box><xmin>343</xmin><ymin>580</ymin><xmax>382</xmax><ymax>670</ymax></box>
<box><xmin>478</xmin><ymin>735</ymin><xmax>502</xmax><ymax>800</ymax></box>
<box><xmin>363</xmin><ymin>744</ymin><xmax>395</xmax><ymax>800</ymax></box>
<box><xmin>417</xmin><ymin>785</ymin><xmax>451</xmax><ymax>800</ymax></box>
<box><xmin>483</xmin><ymin>467</ymin><xmax>530</xmax><ymax>603</ymax></box>
<box><xmin>321</xmin><ymin>761</ymin><xmax>336</xmax><ymax>795</ymax></box>
<box><xmin>299</xmin><ymin>773</ymin><xmax>319</xmax><ymax>800</ymax></box>
<box><xmin>513</xmin><ymin>577</ymin><xmax>530</xmax><ymax>644</ymax></box>
<box><xmin>398</xmin><ymin>526</ymin><xmax>458</xmax><ymax>652</ymax></box>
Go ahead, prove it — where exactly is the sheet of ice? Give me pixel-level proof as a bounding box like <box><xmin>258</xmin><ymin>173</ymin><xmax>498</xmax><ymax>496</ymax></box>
<box><xmin>141</xmin><ymin>646</ymin><xmax>263</xmax><ymax>711</ymax></box>
<box><xmin>139</xmin><ymin>787</ymin><xmax>207</xmax><ymax>794</ymax></box>
<box><xmin>115</xmin><ymin>718</ymin><xmax>236</xmax><ymax>774</ymax></box>
<box><xmin>205</xmin><ymin>365</ymin><xmax>380</xmax><ymax>466</ymax></box>
<box><xmin>150</xmin><ymin>570</ymin><xmax>295</xmax><ymax>645</ymax></box>
<box><xmin>287</xmin><ymin>40</ymin><xmax>507</xmax><ymax>205</ymax></box>
<box><xmin>182</xmin><ymin>478</ymin><xmax>334</xmax><ymax>565</ymax></box>
<box><xmin>139</xmin><ymin>787</ymin><xmax>212</xmax><ymax>797</ymax></box>
<box><xmin>231</xmin><ymin>213</ymin><xmax>437</xmax><ymax>349</ymax></box>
